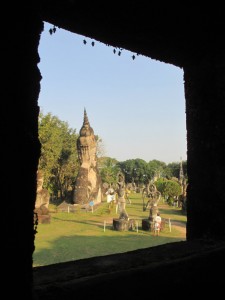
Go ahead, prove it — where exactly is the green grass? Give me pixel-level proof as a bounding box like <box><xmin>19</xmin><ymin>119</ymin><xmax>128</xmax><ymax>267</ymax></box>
<box><xmin>33</xmin><ymin>193</ymin><xmax>186</xmax><ymax>267</ymax></box>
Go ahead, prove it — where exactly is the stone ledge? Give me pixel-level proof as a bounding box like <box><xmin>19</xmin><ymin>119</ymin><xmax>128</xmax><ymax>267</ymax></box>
<box><xmin>33</xmin><ymin>240</ymin><xmax>225</xmax><ymax>298</ymax></box>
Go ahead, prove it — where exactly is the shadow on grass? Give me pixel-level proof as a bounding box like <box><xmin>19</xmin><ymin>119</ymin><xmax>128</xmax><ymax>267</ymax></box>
<box><xmin>33</xmin><ymin>232</ymin><xmax>185</xmax><ymax>267</ymax></box>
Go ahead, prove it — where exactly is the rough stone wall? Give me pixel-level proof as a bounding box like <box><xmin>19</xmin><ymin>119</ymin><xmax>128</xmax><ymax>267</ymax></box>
<box><xmin>3</xmin><ymin>3</ymin><xmax>225</xmax><ymax>299</ymax></box>
<box><xmin>2</xmin><ymin>3</ymin><xmax>43</xmax><ymax>299</ymax></box>
<box><xmin>33</xmin><ymin>240</ymin><xmax>225</xmax><ymax>298</ymax></box>
<box><xmin>184</xmin><ymin>57</ymin><xmax>225</xmax><ymax>240</ymax></box>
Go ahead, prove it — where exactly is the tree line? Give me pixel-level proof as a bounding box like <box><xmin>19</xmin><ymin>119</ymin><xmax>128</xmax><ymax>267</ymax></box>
<box><xmin>38</xmin><ymin>111</ymin><xmax>187</xmax><ymax>203</ymax></box>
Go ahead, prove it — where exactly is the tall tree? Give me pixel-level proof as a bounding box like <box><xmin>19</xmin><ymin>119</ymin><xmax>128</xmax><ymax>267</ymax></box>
<box><xmin>147</xmin><ymin>159</ymin><xmax>167</xmax><ymax>180</ymax></box>
<box><xmin>118</xmin><ymin>159</ymin><xmax>148</xmax><ymax>185</ymax></box>
<box><xmin>166</xmin><ymin>161</ymin><xmax>187</xmax><ymax>179</ymax></box>
<box><xmin>156</xmin><ymin>178</ymin><xmax>182</xmax><ymax>205</ymax></box>
<box><xmin>98</xmin><ymin>157</ymin><xmax>120</xmax><ymax>185</ymax></box>
<box><xmin>38</xmin><ymin>111</ymin><xmax>79</xmax><ymax>200</ymax></box>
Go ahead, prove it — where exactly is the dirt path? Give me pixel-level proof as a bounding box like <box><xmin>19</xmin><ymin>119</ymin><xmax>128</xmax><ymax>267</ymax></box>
<box><xmin>159</xmin><ymin>203</ymin><xmax>187</xmax><ymax>236</ymax></box>
<box><xmin>170</xmin><ymin>220</ymin><xmax>186</xmax><ymax>235</ymax></box>
<box><xmin>105</xmin><ymin>212</ymin><xmax>186</xmax><ymax>236</ymax></box>
<box><xmin>97</xmin><ymin>202</ymin><xmax>187</xmax><ymax>236</ymax></box>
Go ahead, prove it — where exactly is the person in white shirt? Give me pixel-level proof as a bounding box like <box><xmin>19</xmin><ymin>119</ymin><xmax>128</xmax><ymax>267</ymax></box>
<box><xmin>105</xmin><ymin>186</ymin><xmax>116</xmax><ymax>212</ymax></box>
<box><xmin>154</xmin><ymin>212</ymin><xmax>162</xmax><ymax>236</ymax></box>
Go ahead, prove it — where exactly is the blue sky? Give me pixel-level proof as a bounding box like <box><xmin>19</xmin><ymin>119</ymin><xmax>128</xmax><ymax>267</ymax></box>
<box><xmin>38</xmin><ymin>22</ymin><xmax>187</xmax><ymax>164</ymax></box>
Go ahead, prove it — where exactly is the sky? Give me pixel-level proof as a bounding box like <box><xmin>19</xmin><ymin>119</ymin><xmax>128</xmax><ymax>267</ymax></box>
<box><xmin>38</xmin><ymin>22</ymin><xmax>187</xmax><ymax>164</ymax></box>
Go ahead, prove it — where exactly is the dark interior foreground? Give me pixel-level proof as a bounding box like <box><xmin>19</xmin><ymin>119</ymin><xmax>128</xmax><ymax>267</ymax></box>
<box><xmin>3</xmin><ymin>2</ymin><xmax>225</xmax><ymax>299</ymax></box>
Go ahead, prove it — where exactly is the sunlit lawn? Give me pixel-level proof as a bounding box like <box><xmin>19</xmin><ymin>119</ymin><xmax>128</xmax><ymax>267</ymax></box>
<box><xmin>33</xmin><ymin>193</ymin><xmax>186</xmax><ymax>267</ymax></box>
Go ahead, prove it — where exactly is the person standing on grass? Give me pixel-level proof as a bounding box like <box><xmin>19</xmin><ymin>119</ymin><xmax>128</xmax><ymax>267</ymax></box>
<box><xmin>154</xmin><ymin>212</ymin><xmax>162</xmax><ymax>236</ymax></box>
<box><xmin>106</xmin><ymin>185</ymin><xmax>115</xmax><ymax>212</ymax></box>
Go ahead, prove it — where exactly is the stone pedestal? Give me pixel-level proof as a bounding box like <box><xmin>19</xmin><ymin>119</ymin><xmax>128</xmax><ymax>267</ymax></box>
<box><xmin>142</xmin><ymin>219</ymin><xmax>154</xmax><ymax>231</ymax></box>
<box><xmin>34</xmin><ymin>205</ymin><xmax>51</xmax><ymax>224</ymax></box>
<box><xmin>113</xmin><ymin>218</ymin><xmax>128</xmax><ymax>231</ymax></box>
<box><xmin>34</xmin><ymin>214</ymin><xmax>51</xmax><ymax>224</ymax></box>
<box><xmin>128</xmin><ymin>219</ymin><xmax>138</xmax><ymax>231</ymax></box>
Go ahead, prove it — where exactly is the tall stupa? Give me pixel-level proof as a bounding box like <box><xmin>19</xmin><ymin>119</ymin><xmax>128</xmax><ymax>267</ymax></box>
<box><xmin>73</xmin><ymin>109</ymin><xmax>102</xmax><ymax>205</ymax></box>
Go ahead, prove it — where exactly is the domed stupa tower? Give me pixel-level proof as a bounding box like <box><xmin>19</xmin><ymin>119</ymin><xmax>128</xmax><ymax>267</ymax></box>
<box><xmin>73</xmin><ymin>109</ymin><xmax>102</xmax><ymax>205</ymax></box>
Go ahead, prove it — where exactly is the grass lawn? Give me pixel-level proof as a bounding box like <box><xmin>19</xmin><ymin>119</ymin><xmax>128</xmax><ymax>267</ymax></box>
<box><xmin>33</xmin><ymin>192</ymin><xmax>186</xmax><ymax>267</ymax></box>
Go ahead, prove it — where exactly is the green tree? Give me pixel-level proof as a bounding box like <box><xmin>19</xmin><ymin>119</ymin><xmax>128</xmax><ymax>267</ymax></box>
<box><xmin>38</xmin><ymin>111</ymin><xmax>79</xmax><ymax>201</ymax></box>
<box><xmin>157</xmin><ymin>179</ymin><xmax>182</xmax><ymax>205</ymax></box>
<box><xmin>147</xmin><ymin>159</ymin><xmax>167</xmax><ymax>180</ymax></box>
<box><xmin>166</xmin><ymin>161</ymin><xmax>187</xmax><ymax>179</ymax></box>
<box><xmin>98</xmin><ymin>157</ymin><xmax>120</xmax><ymax>185</ymax></box>
<box><xmin>118</xmin><ymin>159</ymin><xmax>148</xmax><ymax>186</ymax></box>
<box><xmin>155</xmin><ymin>177</ymin><xmax>167</xmax><ymax>194</ymax></box>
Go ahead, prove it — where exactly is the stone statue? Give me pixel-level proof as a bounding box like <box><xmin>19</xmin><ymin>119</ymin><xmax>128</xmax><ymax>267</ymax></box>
<box><xmin>178</xmin><ymin>178</ymin><xmax>187</xmax><ymax>212</ymax></box>
<box><xmin>142</xmin><ymin>180</ymin><xmax>161</xmax><ymax>212</ymax></box>
<box><xmin>34</xmin><ymin>170</ymin><xmax>51</xmax><ymax>224</ymax></box>
<box><xmin>116</xmin><ymin>173</ymin><xmax>129</xmax><ymax>220</ymax></box>
<box><xmin>146</xmin><ymin>182</ymin><xmax>161</xmax><ymax>221</ymax></box>
<box><xmin>149</xmin><ymin>204</ymin><xmax>159</xmax><ymax>222</ymax></box>
<box><xmin>35</xmin><ymin>170</ymin><xmax>50</xmax><ymax>209</ymax></box>
<box><xmin>142</xmin><ymin>182</ymin><xmax>161</xmax><ymax>231</ymax></box>
<box><xmin>73</xmin><ymin>108</ymin><xmax>102</xmax><ymax>205</ymax></box>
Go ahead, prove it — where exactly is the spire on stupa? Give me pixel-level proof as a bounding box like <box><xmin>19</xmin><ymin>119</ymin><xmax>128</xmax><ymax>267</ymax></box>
<box><xmin>179</xmin><ymin>157</ymin><xmax>184</xmax><ymax>183</ymax></box>
<box><xmin>79</xmin><ymin>108</ymin><xmax>94</xmax><ymax>136</ymax></box>
<box><xmin>83</xmin><ymin>107</ymin><xmax>89</xmax><ymax>125</ymax></box>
